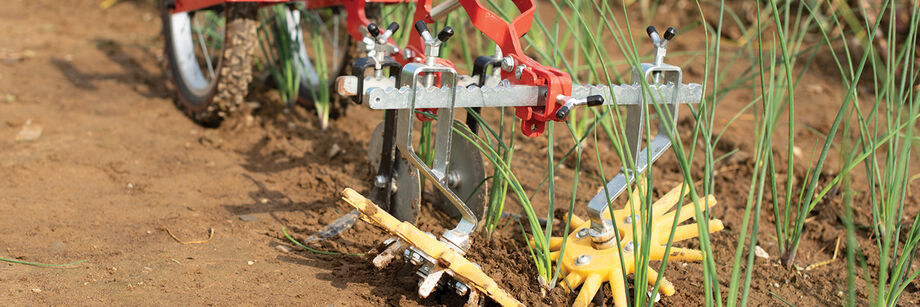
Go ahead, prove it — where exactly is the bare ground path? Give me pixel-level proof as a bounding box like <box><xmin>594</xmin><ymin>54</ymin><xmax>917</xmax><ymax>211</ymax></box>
<box><xmin>0</xmin><ymin>1</ymin><xmax>399</xmax><ymax>305</ymax></box>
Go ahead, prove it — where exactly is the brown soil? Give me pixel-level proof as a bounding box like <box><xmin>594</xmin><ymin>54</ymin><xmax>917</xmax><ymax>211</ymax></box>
<box><xmin>2</xmin><ymin>0</ymin><xmax>919</xmax><ymax>306</ymax></box>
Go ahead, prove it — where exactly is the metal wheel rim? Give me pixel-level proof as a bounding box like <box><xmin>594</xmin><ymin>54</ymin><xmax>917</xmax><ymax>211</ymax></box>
<box><xmin>168</xmin><ymin>10</ymin><xmax>224</xmax><ymax>97</ymax></box>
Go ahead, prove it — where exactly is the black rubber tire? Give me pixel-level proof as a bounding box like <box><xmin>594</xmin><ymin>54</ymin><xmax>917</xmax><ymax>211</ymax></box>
<box><xmin>162</xmin><ymin>2</ymin><xmax>258</xmax><ymax>126</ymax></box>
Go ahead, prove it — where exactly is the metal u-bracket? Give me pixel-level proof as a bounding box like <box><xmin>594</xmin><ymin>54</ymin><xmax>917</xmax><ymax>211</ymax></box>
<box><xmin>586</xmin><ymin>63</ymin><xmax>685</xmax><ymax>238</ymax></box>
<box><xmin>395</xmin><ymin>63</ymin><xmax>477</xmax><ymax>251</ymax></box>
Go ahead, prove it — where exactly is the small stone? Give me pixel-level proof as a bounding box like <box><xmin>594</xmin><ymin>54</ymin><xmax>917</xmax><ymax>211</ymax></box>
<box><xmin>126</xmin><ymin>183</ymin><xmax>134</xmax><ymax>189</ymax></box>
<box><xmin>754</xmin><ymin>245</ymin><xmax>769</xmax><ymax>259</ymax></box>
<box><xmin>275</xmin><ymin>245</ymin><xmax>292</xmax><ymax>253</ymax></box>
<box><xmin>143</xmin><ymin>267</ymin><xmax>153</xmax><ymax>272</ymax></box>
<box><xmin>31</xmin><ymin>288</ymin><xmax>41</xmax><ymax>293</ymax></box>
<box><xmin>327</xmin><ymin>144</ymin><xmax>342</xmax><ymax>158</ymax></box>
<box><xmin>51</xmin><ymin>241</ymin><xmax>66</xmax><ymax>251</ymax></box>
<box><xmin>238</xmin><ymin>215</ymin><xmax>258</xmax><ymax>221</ymax></box>
<box><xmin>648</xmin><ymin>291</ymin><xmax>661</xmax><ymax>302</ymax></box>
<box><xmin>793</xmin><ymin>146</ymin><xmax>803</xmax><ymax>159</ymax></box>
<box><xmin>15</xmin><ymin>120</ymin><xmax>42</xmax><ymax>142</ymax></box>
<box><xmin>808</xmin><ymin>84</ymin><xmax>826</xmax><ymax>94</ymax></box>
<box><xmin>247</xmin><ymin>260</ymin><xmax>254</xmax><ymax>265</ymax></box>
<box><xmin>773</xmin><ymin>282</ymin><xmax>780</xmax><ymax>288</ymax></box>
<box><xmin>259</xmin><ymin>198</ymin><xmax>269</xmax><ymax>204</ymax></box>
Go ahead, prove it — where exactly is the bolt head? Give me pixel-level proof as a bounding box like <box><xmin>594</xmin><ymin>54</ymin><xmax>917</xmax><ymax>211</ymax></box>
<box><xmin>514</xmin><ymin>65</ymin><xmax>526</xmax><ymax>79</ymax></box>
<box><xmin>406</xmin><ymin>250</ymin><xmax>423</xmax><ymax>265</ymax></box>
<box><xmin>374</xmin><ymin>175</ymin><xmax>387</xmax><ymax>188</ymax></box>
<box><xmin>624</xmin><ymin>241</ymin><xmax>634</xmax><ymax>253</ymax></box>
<box><xmin>446</xmin><ymin>171</ymin><xmax>461</xmax><ymax>188</ymax></box>
<box><xmin>576</xmin><ymin>228</ymin><xmax>589</xmax><ymax>239</ymax></box>
<box><xmin>501</xmin><ymin>56</ymin><xmax>515</xmax><ymax>72</ymax></box>
<box><xmin>575</xmin><ymin>254</ymin><xmax>591</xmax><ymax>266</ymax></box>
<box><xmin>453</xmin><ymin>281</ymin><xmax>469</xmax><ymax>296</ymax></box>
<box><xmin>624</xmin><ymin>214</ymin><xmax>638</xmax><ymax>224</ymax></box>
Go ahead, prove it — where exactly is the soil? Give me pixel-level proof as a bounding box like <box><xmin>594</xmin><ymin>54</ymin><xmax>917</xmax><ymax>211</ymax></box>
<box><xmin>2</xmin><ymin>0</ymin><xmax>919</xmax><ymax>306</ymax></box>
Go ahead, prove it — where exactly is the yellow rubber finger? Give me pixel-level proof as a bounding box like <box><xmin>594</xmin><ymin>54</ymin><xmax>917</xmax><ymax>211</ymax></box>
<box><xmin>645</xmin><ymin>265</ymin><xmax>676</xmax><ymax>296</ymax></box>
<box><xmin>568</xmin><ymin>215</ymin><xmax>588</xmax><ymax>231</ymax></box>
<box><xmin>665</xmin><ymin>247</ymin><xmax>704</xmax><ymax>261</ymax></box>
<box><xmin>610</xmin><ymin>269</ymin><xmax>628</xmax><ymax>307</ymax></box>
<box><xmin>652</xmin><ymin>183</ymin><xmax>691</xmax><ymax>215</ymax></box>
<box><xmin>665</xmin><ymin>219</ymin><xmax>724</xmax><ymax>244</ymax></box>
<box><xmin>549</xmin><ymin>236</ymin><xmax>564</xmax><ymax>250</ymax></box>
<box><xmin>550</xmin><ymin>251</ymin><xmax>561</xmax><ymax>261</ymax></box>
<box><xmin>560</xmin><ymin>272</ymin><xmax>585</xmax><ymax>293</ymax></box>
<box><xmin>659</xmin><ymin>194</ymin><xmax>718</xmax><ymax>225</ymax></box>
<box><xmin>573</xmin><ymin>273</ymin><xmax>603</xmax><ymax>307</ymax></box>
<box><xmin>623</xmin><ymin>178</ymin><xmax>648</xmax><ymax>211</ymax></box>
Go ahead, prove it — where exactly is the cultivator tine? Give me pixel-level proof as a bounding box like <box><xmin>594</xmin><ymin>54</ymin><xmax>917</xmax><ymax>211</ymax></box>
<box><xmin>464</xmin><ymin>289</ymin><xmax>481</xmax><ymax>307</ymax></box>
<box><xmin>418</xmin><ymin>265</ymin><xmax>447</xmax><ymax>297</ymax></box>
<box><xmin>342</xmin><ymin>188</ymin><xmax>523</xmax><ymax>307</ymax></box>
<box><xmin>372</xmin><ymin>237</ymin><xmax>406</xmax><ymax>268</ymax></box>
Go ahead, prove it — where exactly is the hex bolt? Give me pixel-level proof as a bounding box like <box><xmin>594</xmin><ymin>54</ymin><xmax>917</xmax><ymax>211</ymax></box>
<box><xmin>514</xmin><ymin>65</ymin><xmax>526</xmax><ymax>79</ymax></box>
<box><xmin>374</xmin><ymin>175</ymin><xmax>387</xmax><ymax>188</ymax></box>
<box><xmin>454</xmin><ymin>281</ymin><xmax>469</xmax><ymax>296</ymax></box>
<box><xmin>624</xmin><ymin>214</ymin><xmax>637</xmax><ymax>225</ymax></box>
<box><xmin>576</xmin><ymin>228</ymin><xmax>589</xmax><ymax>239</ymax></box>
<box><xmin>501</xmin><ymin>56</ymin><xmax>515</xmax><ymax>72</ymax></box>
<box><xmin>406</xmin><ymin>249</ymin><xmax>423</xmax><ymax>265</ymax></box>
<box><xmin>624</xmin><ymin>241</ymin><xmax>634</xmax><ymax>253</ymax></box>
<box><xmin>446</xmin><ymin>171</ymin><xmax>461</xmax><ymax>188</ymax></box>
<box><xmin>575</xmin><ymin>254</ymin><xmax>592</xmax><ymax>266</ymax></box>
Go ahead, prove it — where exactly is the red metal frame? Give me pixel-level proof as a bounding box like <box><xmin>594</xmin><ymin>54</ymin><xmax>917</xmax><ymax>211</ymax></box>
<box><xmin>171</xmin><ymin>0</ymin><xmax>572</xmax><ymax>136</ymax></box>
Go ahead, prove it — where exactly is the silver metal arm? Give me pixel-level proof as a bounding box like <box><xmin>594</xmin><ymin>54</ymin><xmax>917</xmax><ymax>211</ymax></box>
<box><xmin>359</xmin><ymin>80</ymin><xmax>701</xmax><ymax>109</ymax></box>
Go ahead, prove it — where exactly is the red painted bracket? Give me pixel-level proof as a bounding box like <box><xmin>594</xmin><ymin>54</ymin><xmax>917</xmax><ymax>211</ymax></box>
<box><xmin>458</xmin><ymin>0</ymin><xmax>572</xmax><ymax>137</ymax></box>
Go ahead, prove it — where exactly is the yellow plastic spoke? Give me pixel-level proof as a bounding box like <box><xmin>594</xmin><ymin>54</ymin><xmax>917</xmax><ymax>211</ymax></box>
<box><xmin>609</xmin><ymin>269</ymin><xmax>628</xmax><ymax>307</ymax></box>
<box><xmin>574</xmin><ymin>273</ymin><xmax>603</xmax><ymax>307</ymax></box>
<box><xmin>652</xmin><ymin>183</ymin><xmax>691</xmax><ymax>215</ymax></box>
<box><xmin>658</xmin><ymin>194</ymin><xmax>718</xmax><ymax>225</ymax></box>
<box><xmin>561</xmin><ymin>272</ymin><xmax>585</xmax><ymax>292</ymax></box>
<box><xmin>645</xmin><ymin>265</ymin><xmax>676</xmax><ymax>296</ymax></box>
<box><xmin>664</xmin><ymin>220</ymin><xmax>725</xmax><ymax>244</ymax></box>
<box><xmin>549</xmin><ymin>236</ymin><xmax>565</xmax><ymax>250</ymax></box>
